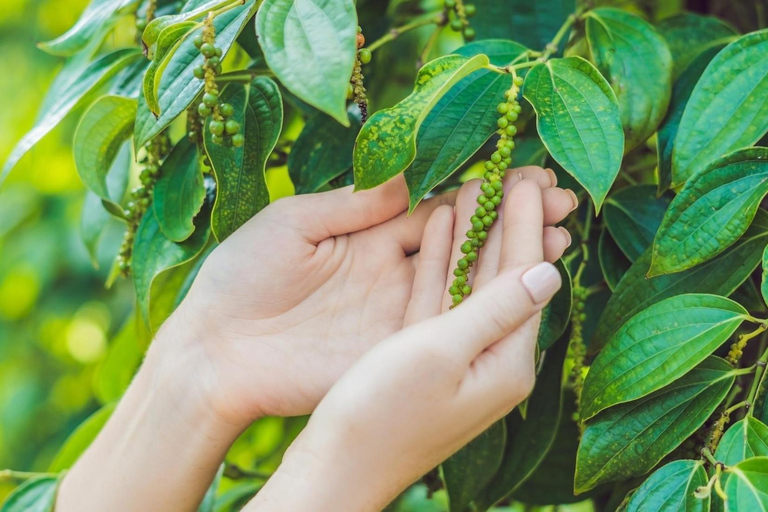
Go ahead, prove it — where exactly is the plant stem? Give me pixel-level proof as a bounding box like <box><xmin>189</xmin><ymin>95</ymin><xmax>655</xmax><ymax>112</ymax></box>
<box><xmin>701</xmin><ymin>448</ymin><xmax>718</xmax><ymax>466</ymax></box>
<box><xmin>747</xmin><ymin>345</ymin><xmax>768</xmax><ymax>415</ymax></box>
<box><xmin>367</xmin><ymin>12</ymin><xmax>446</xmax><ymax>53</ymax></box>
<box><xmin>573</xmin><ymin>201</ymin><xmax>593</xmax><ymax>285</ymax></box>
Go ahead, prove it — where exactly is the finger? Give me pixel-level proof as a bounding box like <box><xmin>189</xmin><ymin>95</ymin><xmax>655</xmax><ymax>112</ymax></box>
<box><xmin>472</xmin><ymin>187</ymin><xmax>574</xmax><ymax>289</ymax></box>
<box><xmin>542</xmin><ymin>187</ymin><xmax>578</xmax><ymax>226</ymax></box>
<box><xmin>275</xmin><ymin>175</ymin><xmax>409</xmax><ymax>242</ymax></box>
<box><xmin>442</xmin><ymin>180</ymin><xmax>483</xmax><ymax>312</ymax></box>
<box><xmin>543</xmin><ymin>226</ymin><xmax>571</xmax><ymax>262</ymax></box>
<box><xmin>499</xmin><ymin>179</ymin><xmax>545</xmax><ymax>271</ymax></box>
<box><xmin>404</xmin><ymin>206</ymin><xmax>455</xmax><ymax>326</ymax></box>
<box><xmin>503</xmin><ymin>165</ymin><xmax>557</xmax><ymax>189</ymax></box>
<box><xmin>418</xmin><ymin>261</ymin><xmax>562</xmax><ymax>361</ymax></box>
<box><xmin>370</xmin><ymin>189</ymin><xmax>459</xmax><ymax>254</ymax></box>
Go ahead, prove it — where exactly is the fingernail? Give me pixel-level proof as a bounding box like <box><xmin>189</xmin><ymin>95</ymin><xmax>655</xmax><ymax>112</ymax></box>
<box><xmin>566</xmin><ymin>189</ymin><xmax>579</xmax><ymax>211</ymax></box>
<box><xmin>558</xmin><ymin>226</ymin><xmax>572</xmax><ymax>247</ymax></box>
<box><xmin>522</xmin><ymin>262</ymin><xmax>562</xmax><ymax>303</ymax></box>
<box><xmin>545</xmin><ymin>168</ymin><xmax>557</xmax><ymax>187</ymax></box>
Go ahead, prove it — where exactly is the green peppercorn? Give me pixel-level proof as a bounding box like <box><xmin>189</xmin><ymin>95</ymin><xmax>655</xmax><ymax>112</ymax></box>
<box><xmin>466</xmin><ymin>251</ymin><xmax>478</xmax><ymax>262</ymax></box>
<box><xmin>460</xmin><ymin>242</ymin><xmax>472</xmax><ymax>254</ymax></box>
<box><xmin>491</xmin><ymin>195</ymin><xmax>501</xmax><ymax>206</ymax></box>
<box><xmin>491</xmin><ymin>152</ymin><xmax>502</xmax><ymax>164</ymax></box>
<box><xmin>449</xmin><ymin>285</ymin><xmax>460</xmax><ymax>295</ymax></box>
<box><xmin>136</xmin><ymin>18</ymin><xmax>147</xmax><ymax>31</ymax></box>
<box><xmin>200</xmin><ymin>43</ymin><xmax>216</xmax><ymax>58</ymax></box>
<box><xmin>463</xmin><ymin>27</ymin><xmax>475</xmax><ymax>41</ymax></box>
<box><xmin>358</xmin><ymin>48</ymin><xmax>372</xmax><ymax>64</ymax></box>
<box><xmin>476</xmin><ymin>206</ymin><xmax>487</xmax><ymax>217</ymax></box>
<box><xmin>232</xmin><ymin>133</ymin><xmax>245</xmax><ymax>147</ymax></box>
<box><xmin>450</xmin><ymin>19</ymin><xmax>463</xmax><ymax>31</ymax></box>
<box><xmin>466</xmin><ymin>230</ymin><xmax>477</xmax><ymax>238</ymax></box>
<box><xmin>209</xmin><ymin>120</ymin><xmax>225</xmax><ymax>136</ymax></box>
<box><xmin>477</xmin><ymin>194</ymin><xmax>487</xmax><ymax>205</ymax></box>
<box><xmin>208</xmin><ymin>56</ymin><xmax>221</xmax><ymax>67</ymax></box>
<box><xmin>497</xmin><ymin>117</ymin><xmax>509</xmax><ymax>129</ymax></box>
<box><xmin>198</xmin><ymin>103</ymin><xmax>212</xmax><ymax>117</ymax></box>
<box><xmin>491</xmin><ymin>180</ymin><xmax>503</xmax><ymax>191</ymax></box>
<box><xmin>220</xmin><ymin>103</ymin><xmax>234</xmax><ymax>118</ymax></box>
<box><xmin>472</xmin><ymin>220</ymin><xmax>484</xmax><ymax>232</ymax></box>
<box><xmin>461</xmin><ymin>285</ymin><xmax>472</xmax><ymax>294</ymax></box>
<box><xmin>506</xmin><ymin>110</ymin><xmax>519</xmax><ymax>122</ymax></box>
<box><xmin>452</xmin><ymin>294</ymin><xmax>463</xmax><ymax>305</ymax></box>
<box><xmin>193</xmin><ymin>35</ymin><xmax>203</xmax><ymax>48</ymax></box>
<box><xmin>484</xmin><ymin>161</ymin><xmax>495</xmax><ymax>171</ymax></box>
<box><xmin>458</xmin><ymin>258</ymin><xmax>469</xmax><ymax>270</ymax></box>
<box><xmin>505</xmin><ymin>125</ymin><xmax>517</xmax><ymax>136</ymax></box>
<box><xmin>500</xmin><ymin>146</ymin><xmax>511</xmax><ymax>158</ymax></box>
<box><xmin>465</xmin><ymin>4</ymin><xmax>476</xmax><ymax>16</ymax></box>
<box><xmin>224</xmin><ymin>119</ymin><xmax>239</xmax><ymax>135</ymax></box>
<box><xmin>193</xmin><ymin>66</ymin><xmax>205</xmax><ymax>79</ymax></box>
<box><xmin>203</xmin><ymin>92</ymin><xmax>218</xmax><ymax>107</ymax></box>
<box><xmin>456</xmin><ymin>275</ymin><xmax>467</xmax><ymax>285</ymax></box>
<box><xmin>512</xmin><ymin>104</ymin><xmax>522</xmax><ymax>113</ymax></box>
<box><xmin>454</xmin><ymin>268</ymin><xmax>465</xmax><ymax>277</ymax></box>
<box><xmin>482</xmin><ymin>215</ymin><xmax>493</xmax><ymax>226</ymax></box>
<box><xmin>490</xmin><ymin>211</ymin><xmax>498</xmax><ymax>220</ymax></box>
<box><xmin>215</xmin><ymin>47</ymin><xmax>223</xmax><ymax>57</ymax></box>
<box><xmin>478</xmin><ymin>230</ymin><xmax>488</xmax><ymax>241</ymax></box>
<box><xmin>497</xmin><ymin>103</ymin><xmax>509</xmax><ymax>114</ymax></box>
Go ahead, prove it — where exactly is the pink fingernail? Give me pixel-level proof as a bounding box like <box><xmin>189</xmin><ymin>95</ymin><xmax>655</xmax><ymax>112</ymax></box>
<box><xmin>522</xmin><ymin>262</ymin><xmax>561</xmax><ymax>303</ymax></box>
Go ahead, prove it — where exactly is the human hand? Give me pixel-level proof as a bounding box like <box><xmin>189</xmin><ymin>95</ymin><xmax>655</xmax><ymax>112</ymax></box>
<box><xmin>245</xmin><ymin>177</ymin><xmax>572</xmax><ymax>512</ymax></box>
<box><xmin>161</xmin><ymin>167</ymin><xmax>576</xmax><ymax>429</ymax></box>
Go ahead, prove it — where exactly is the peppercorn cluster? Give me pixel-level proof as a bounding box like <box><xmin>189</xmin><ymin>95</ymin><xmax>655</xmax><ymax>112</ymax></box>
<box><xmin>117</xmin><ymin>132</ymin><xmax>171</xmax><ymax>276</ymax></box>
<box><xmin>568</xmin><ymin>285</ymin><xmax>587</xmax><ymax>424</ymax></box>
<box><xmin>445</xmin><ymin>0</ymin><xmax>476</xmax><ymax>41</ymax></box>
<box><xmin>448</xmin><ymin>75</ymin><xmax>523</xmax><ymax>307</ymax></box>
<box><xmin>349</xmin><ymin>27</ymin><xmax>369</xmax><ymax>123</ymax></box>
<box><xmin>192</xmin><ymin>14</ymin><xmax>244</xmax><ymax>147</ymax></box>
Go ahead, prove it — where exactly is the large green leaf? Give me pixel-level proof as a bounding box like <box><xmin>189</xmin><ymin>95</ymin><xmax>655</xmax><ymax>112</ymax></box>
<box><xmin>575</xmin><ymin>357</ymin><xmax>735</xmax><ymax>493</ymax></box>
<box><xmin>475</xmin><ymin>338</ymin><xmax>568</xmax><ymax>509</ymax></box>
<box><xmin>581</xmin><ymin>294</ymin><xmax>747</xmax><ymax>420</ymax></box>
<box><xmin>288</xmin><ymin>110</ymin><xmax>360</xmax><ymax>194</ymax></box>
<box><xmin>353</xmin><ymin>54</ymin><xmax>490</xmax><ymax>190</ymax></box>
<box><xmin>656</xmin><ymin>13</ymin><xmax>737</xmax><ymax>79</ymax></box>
<box><xmin>650</xmin><ymin>148</ymin><xmax>768</xmax><ymax>276</ymax></box>
<box><xmin>537</xmin><ymin>259</ymin><xmax>572</xmax><ymax>351</ymax></box>
<box><xmin>2</xmin><ymin>48</ymin><xmax>141</xmax><ymax>185</ymax></box>
<box><xmin>153</xmin><ymin>137</ymin><xmax>205</xmax><ymax>242</ymax></box>
<box><xmin>523</xmin><ymin>56</ymin><xmax>624</xmax><ymax>211</ymax></box>
<box><xmin>673</xmin><ymin>29</ymin><xmax>768</xmax><ymax>186</ymax></box>
<box><xmin>763</xmin><ymin>245</ymin><xmax>768</xmax><ymax>308</ymax></box>
<box><xmin>598</xmin><ymin>228</ymin><xmax>631</xmax><ymax>291</ymax></box>
<box><xmin>132</xmin><ymin>205</ymin><xmax>211</xmax><ymax>322</ymax></box>
<box><xmin>656</xmin><ymin>44</ymin><xmax>724</xmax><ymax>195</ymax></box>
<box><xmin>38</xmin><ymin>0</ymin><xmax>138</xmax><ymax>56</ymax></box>
<box><xmin>49</xmin><ymin>403</ymin><xmax>116</xmax><ymax>471</ymax></box>
<box><xmin>624</xmin><ymin>460</ymin><xmax>709</xmax><ymax>512</ymax></box>
<box><xmin>603</xmin><ymin>185</ymin><xmax>672</xmax><ymax>262</ymax></box>
<box><xmin>469</xmin><ymin>0</ymin><xmax>576</xmax><ymax>51</ymax></box>
<box><xmin>404</xmin><ymin>41</ymin><xmax>527</xmax><ymax>211</ymax></box>
<box><xmin>143</xmin><ymin>21</ymin><xmax>198</xmax><ymax>115</ymax></box>
<box><xmin>0</xmin><ymin>475</ymin><xmax>59</xmax><ymax>512</ymax></box>
<box><xmin>74</xmin><ymin>95</ymin><xmax>137</xmax><ymax>214</ymax></box>
<box><xmin>205</xmin><ymin>77</ymin><xmax>282</xmax><ymax>241</ymax></box>
<box><xmin>134</xmin><ymin>1</ymin><xmax>256</xmax><ymax>148</ymax></box>
<box><xmin>585</xmin><ymin>8</ymin><xmax>673</xmax><ymax>151</ymax></box>
<box><xmin>593</xmin><ymin>209</ymin><xmax>768</xmax><ymax>351</ymax></box>
<box><xmin>716</xmin><ymin>417</ymin><xmax>768</xmax><ymax>466</ymax></box>
<box><xmin>724</xmin><ymin>456</ymin><xmax>768</xmax><ymax>511</ymax></box>
<box><xmin>256</xmin><ymin>0</ymin><xmax>357</xmax><ymax>125</ymax></box>
<box><xmin>443</xmin><ymin>420</ymin><xmax>506</xmax><ymax>512</ymax></box>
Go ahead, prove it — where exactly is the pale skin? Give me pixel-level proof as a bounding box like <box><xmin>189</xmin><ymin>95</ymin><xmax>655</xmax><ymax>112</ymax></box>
<box><xmin>56</xmin><ymin>166</ymin><xmax>576</xmax><ymax>512</ymax></box>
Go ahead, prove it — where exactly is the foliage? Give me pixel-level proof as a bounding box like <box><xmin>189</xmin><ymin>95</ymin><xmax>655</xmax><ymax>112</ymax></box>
<box><xmin>5</xmin><ymin>0</ymin><xmax>768</xmax><ymax>510</ymax></box>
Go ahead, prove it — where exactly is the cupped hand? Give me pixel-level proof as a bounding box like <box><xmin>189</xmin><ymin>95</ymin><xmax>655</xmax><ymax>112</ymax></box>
<box><xmin>245</xmin><ymin>176</ymin><xmax>575</xmax><ymax>512</ymax></box>
<box><xmin>162</xmin><ymin>167</ymin><xmax>576</xmax><ymax>427</ymax></box>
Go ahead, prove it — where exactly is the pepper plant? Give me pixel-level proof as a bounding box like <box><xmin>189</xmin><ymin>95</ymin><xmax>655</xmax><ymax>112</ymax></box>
<box><xmin>4</xmin><ymin>0</ymin><xmax>768</xmax><ymax>510</ymax></box>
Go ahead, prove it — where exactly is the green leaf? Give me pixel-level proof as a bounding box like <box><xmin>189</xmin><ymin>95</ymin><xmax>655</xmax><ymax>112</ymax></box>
<box><xmin>575</xmin><ymin>357</ymin><xmax>735</xmax><ymax>493</ymax></box>
<box><xmin>49</xmin><ymin>403</ymin><xmax>116</xmax><ymax>471</ymax></box>
<box><xmin>581</xmin><ymin>294</ymin><xmax>747</xmax><ymax>420</ymax></box>
<box><xmin>74</xmin><ymin>95</ymin><xmax>137</xmax><ymax>214</ymax></box>
<box><xmin>603</xmin><ymin>185</ymin><xmax>673</xmax><ymax>262</ymax></box>
<box><xmin>624</xmin><ymin>460</ymin><xmax>709</xmax><ymax>512</ymax></box>
<box><xmin>153</xmin><ymin>137</ymin><xmax>205</xmax><ymax>242</ymax></box>
<box><xmin>143</xmin><ymin>21</ymin><xmax>198</xmax><ymax>115</ymax></box>
<box><xmin>132</xmin><ymin>205</ymin><xmax>211</xmax><ymax>322</ymax></box>
<box><xmin>213</xmin><ymin>481</ymin><xmax>261</xmax><ymax>511</ymax></box>
<box><xmin>476</xmin><ymin>338</ymin><xmax>568</xmax><ymax>509</ymax></box>
<box><xmin>94</xmin><ymin>317</ymin><xmax>144</xmax><ymax>404</ymax></box>
<box><xmin>142</xmin><ymin>0</ymin><xmax>226</xmax><ymax>49</ymax></box>
<box><xmin>593</xmin><ymin>210</ymin><xmax>768</xmax><ymax>351</ymax></box>
<box><xmin>650</xmin><ymin>148</ymin><xmax>768</xmax><ymax>276</ymax></box>
<box><xmin>80</xmin><ymin>142</ymin><xmax>132</xmax><ymax>265</ymax></box>
<box><xmin>0</xmin><ymin>475</ymin><xmax>59</xmax><ymax>512</ymax></box>
<box><xmin>353</xmin><ymin>54</ymin><xmax>490</xmax><ymax>190</ymax></box>
<box><xmin>656</xmin><ymin>44</ymin><xmax>724</xmax><ymax>195</ymax></box>
<box><xmin>469</xmin><ymin>0</ymin><xmax>576</xmax><ymax>51</ymax></box>
<box><xmin>199</xmin><ymin>464</ymin><xmax>224</xmax><ymax>512</ymax></box>
<box><xmin>205</xmin><ymin>77</ymin><xmax>282</xmax><ymax>241</ymax></box>
<box><xmin>404</xmin><ymin>41</ymin><xmax>527</xmax><ymax>211</ymax></box>
<box><xmin>724</xmin><ymin>456</ymin><xmax>768</xmax><ymax>511</ymax></box>
<box><xmin>443</xmin><ymin>420</ymin><xmax>506</xmax><ymax>512</ymax></box>
<box><xmin>656</xmin><ymin>13</ymin><xmax>738</xmax><ymax>80</ymax></box>
<box><xmin>38</xmin><ymin>0</ymin><xmax>138</xmax><ymax>56</ymax></box>
<box><xmin>673</xmin><ymin>29</ymin><xmax>768</xmax><ymax>186</ymax></box>
<box><xmin>2</xmin><ymin>48</ymin><xmax>141</xmax><ymax>185</ymax></box>
<box><xmin>763</xmin><ymin>245</ymin><xmax>768</xmax><ymax>308</ymax></box>
<box><xmin>523</xmin><ymin>56</ymin><xmax>624</xmax><ymax>212</ymax></box>
<box><xmin>537</xmin><ymin>259</ymin><xmax>572</xmax><ymax>351</ymax></box>
<box><xmin>716</xmin><ymin>417</ymin><xmax>768</xmax><ymax>466</ymax></box>
<box><xmin>134</xmin><ymin>1</ymin><xmax>256</xmax><ymax>149</ymax></box>
<box><xmin>598</xmin><ymin>228</ymin><xmax>630</xmax><ymax>291</ymax></box>
<box><xmin>585</xmin><ymin>8</ymin><xmax>673</xmax><ymax>151</ymax></box>
<box><xmin>288</xmin><ymin>110</ymin><xmax>360</xmax><ymax>194</ymax></box>
<box><xmin>256</xmin><ymin>0</ymin><xmax>357</xmax><ymax>125</ymax></box>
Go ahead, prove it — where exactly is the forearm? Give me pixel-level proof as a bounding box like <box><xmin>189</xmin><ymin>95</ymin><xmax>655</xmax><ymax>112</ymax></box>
<box><xmin>56</xmin><ymin>315</ymin><xmax>244</xmax><ymax>512</ymax></box>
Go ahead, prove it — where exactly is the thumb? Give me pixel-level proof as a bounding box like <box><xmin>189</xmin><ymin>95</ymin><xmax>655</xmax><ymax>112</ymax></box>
<box><xmin>440</xmin><ymin>262</ymin><xmax>562</xmax><ymax>360</ymax></box>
